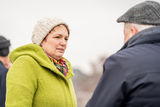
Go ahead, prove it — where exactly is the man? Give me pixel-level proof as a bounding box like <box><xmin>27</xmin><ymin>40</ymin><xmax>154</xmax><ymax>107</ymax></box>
<box><xmin>0</xmin><ymin>35</ymin><xmax>11</xmax><ymax>107</ymax></box>
<box><xmin>86</xmin><ymin>1</ymin><xmax>160</xmax><ymax>107</ymax></box>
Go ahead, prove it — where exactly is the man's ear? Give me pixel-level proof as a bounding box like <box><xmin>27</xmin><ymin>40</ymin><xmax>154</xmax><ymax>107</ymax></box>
<box><xmin>130</xmin><ymin>26</ymin><xmax>138</xmax><ymax>37</ymax></box>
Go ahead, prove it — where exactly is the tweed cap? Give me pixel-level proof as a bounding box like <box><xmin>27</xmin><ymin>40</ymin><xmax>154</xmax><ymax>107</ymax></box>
<box><xmin>32</xmin><ymin>17</ymin><xmax>69</xmax><ymax>45</ymax></box>
<box><xmin>117</xmin><ymin>1</ymin><xmax>160</xmax><ymax>25</ymax></box>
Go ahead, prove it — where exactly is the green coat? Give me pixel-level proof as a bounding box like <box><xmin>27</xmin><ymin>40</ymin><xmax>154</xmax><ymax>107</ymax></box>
<box><xmin>6</xmin><ymin>43</ymin><xmax>77</xmax><ymax>107</ymax></box>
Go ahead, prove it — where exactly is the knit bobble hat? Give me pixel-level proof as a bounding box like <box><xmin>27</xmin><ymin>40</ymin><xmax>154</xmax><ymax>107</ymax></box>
<box><xmin>32</xmin><ymin>18</ymin><xmax>69</xmax><ymax>45</ymax></box>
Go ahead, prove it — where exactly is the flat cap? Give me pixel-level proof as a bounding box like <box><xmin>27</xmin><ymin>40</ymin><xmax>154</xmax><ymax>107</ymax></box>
<box><xmin>117</xmin><ymin>1</ymin><xmax>160</xmax><ymax>25</ymax></box>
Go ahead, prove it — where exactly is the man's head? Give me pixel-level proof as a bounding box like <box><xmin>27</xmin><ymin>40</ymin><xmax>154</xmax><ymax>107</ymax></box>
<box><xmin>0</xmin><ymin>35</ymin><xmax>11</xmax><ymax>69</ymax></box>
<box><xmin>117</xmin><ymin>1</ymin><xmax>160</xmax><ymax>43</ymax></box>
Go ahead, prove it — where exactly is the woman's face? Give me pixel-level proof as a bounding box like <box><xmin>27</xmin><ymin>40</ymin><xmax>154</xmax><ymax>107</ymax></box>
<box><xmin>41</xmin><ymin>24</ymin><xmax>69</xmax><ymax>60</ymax></box>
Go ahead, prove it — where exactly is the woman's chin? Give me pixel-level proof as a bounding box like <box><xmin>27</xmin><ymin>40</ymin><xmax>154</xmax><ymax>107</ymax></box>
<box><xmin>56</xmin><ymin>54</ymin><xmax>64</xmax><ymax>59</ymax></box>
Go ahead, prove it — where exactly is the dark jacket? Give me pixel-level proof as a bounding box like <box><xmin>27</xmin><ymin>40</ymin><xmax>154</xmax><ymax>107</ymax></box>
<box><xmin>0</xmin><ymin>62</ymin><xmax>8</xmax><ymax>107</ymax></box>
<box><xmin>86</xmin><ymin>26</ymin><xmax>160</xmax><ymax>107</ymax></box>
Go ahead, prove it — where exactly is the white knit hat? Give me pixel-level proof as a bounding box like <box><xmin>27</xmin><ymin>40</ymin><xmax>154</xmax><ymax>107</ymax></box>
<box><xmin>32</xmin><ymin>17</ymin><xmax>69</xmax><ymax>45</ymax></box>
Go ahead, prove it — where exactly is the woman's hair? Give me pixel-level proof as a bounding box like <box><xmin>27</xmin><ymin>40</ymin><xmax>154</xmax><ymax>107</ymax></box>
<box><xmin>41</xmin><ymin>24</ymin><xmax>70</xmax><ymax>44</ymax></box>
<box><xmin>49</xmin><ymin>24</ymin><xmax>70</xmax><ymax>35</ymax></box>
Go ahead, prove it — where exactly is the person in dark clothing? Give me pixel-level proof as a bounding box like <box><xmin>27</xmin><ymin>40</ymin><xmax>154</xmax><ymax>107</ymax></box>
<box><xmin>86</xmin><ymin>1</ymin><xmax>160</xmax><ymax>107</ymax></box>
<box><xmin>0</xmin><ymin>35</ymin><xmax>11</xmax><ymax>107</ymax></box>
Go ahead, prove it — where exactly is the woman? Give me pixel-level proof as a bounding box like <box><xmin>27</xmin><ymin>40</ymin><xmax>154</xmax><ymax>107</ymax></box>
<box><xmin>6</xmin><ymin>18</ymin><xmax>77</xmax><ymax>107</ymax></box>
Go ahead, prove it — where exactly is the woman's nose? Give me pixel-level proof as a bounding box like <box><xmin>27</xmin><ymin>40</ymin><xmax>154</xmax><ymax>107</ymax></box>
<box><xmin>60</xmin><ymin>38</ymin><xmax>67</xmax><ymax>45</ymax></box>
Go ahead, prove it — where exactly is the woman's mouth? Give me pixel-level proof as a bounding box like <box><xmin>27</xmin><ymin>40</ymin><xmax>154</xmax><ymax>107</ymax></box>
<box><xmin>57</xmin><ymin>48</ymin><xmax>65</xmax><ymax>53</ymax></box>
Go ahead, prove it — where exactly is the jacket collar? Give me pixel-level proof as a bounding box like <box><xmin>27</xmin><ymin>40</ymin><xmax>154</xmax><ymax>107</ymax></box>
<box><xmin>120</xmin><ymin>26</ymin><xmax>160</xmax><ymax>51</ymax></box>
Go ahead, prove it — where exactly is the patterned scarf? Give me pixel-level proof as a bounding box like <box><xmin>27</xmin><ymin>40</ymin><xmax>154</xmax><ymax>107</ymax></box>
<box><xmin>47</xmin><ymin>54</ymin><xmax>69</xmax><ymax>77</ymax></box>
<box><xmin>51</xmin><ymin>57</ymin><xmax>69</xmax><ymax>76</ymax></box>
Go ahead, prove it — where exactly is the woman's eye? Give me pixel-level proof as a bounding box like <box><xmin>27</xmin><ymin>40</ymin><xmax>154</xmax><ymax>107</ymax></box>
<box><xmin>65</xmin><ymin>38</ymin><xmax>69</xmax><ymax>41</ymax></box>
<box><xmin>54</xmin><ymin>36</ymin><xmax>60</xmax><ymax>38</ymax></box>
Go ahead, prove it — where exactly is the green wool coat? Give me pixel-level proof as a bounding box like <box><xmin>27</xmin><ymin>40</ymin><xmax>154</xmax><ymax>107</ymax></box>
<box><xmin>6</xmin><ymin>44</ymin><xmax>77</xmax><ymax>107</ymax></box>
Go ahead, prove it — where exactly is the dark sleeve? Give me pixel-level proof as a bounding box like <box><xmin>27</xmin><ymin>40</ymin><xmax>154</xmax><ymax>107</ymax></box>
<box><xmin>86</xmin><ymin>55</ymin><xmax>127</xmax><ymax>107</ymax></box>
<box><xmin>0</xmin><ymin>70</ymin><xmax>2</xmax><ymax>105</ymax></box>
<box><xmin>0</xmin><ymin>66</ymin><xmax>8</xmax><ymax>107</ymax></box>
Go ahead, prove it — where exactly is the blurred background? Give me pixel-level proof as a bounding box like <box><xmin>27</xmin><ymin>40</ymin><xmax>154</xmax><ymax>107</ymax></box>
<box><xmin>0</xmin><ymin>0</ymin><xmax>159</xmax><ymax>106</ymax></box>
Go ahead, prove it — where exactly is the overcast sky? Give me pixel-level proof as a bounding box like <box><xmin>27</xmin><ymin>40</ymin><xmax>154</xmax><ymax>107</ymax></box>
<box><xmin>0</xmin><ymin>0</ymin><xmax>159</xmax><ymax>73</ymax></box>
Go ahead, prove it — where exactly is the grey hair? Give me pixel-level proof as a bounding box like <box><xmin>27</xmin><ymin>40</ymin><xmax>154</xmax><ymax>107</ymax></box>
<box><xmin>125</xmin><ymin>23</ymin><xmax>156</xmax><ymax>32</ymax></box>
